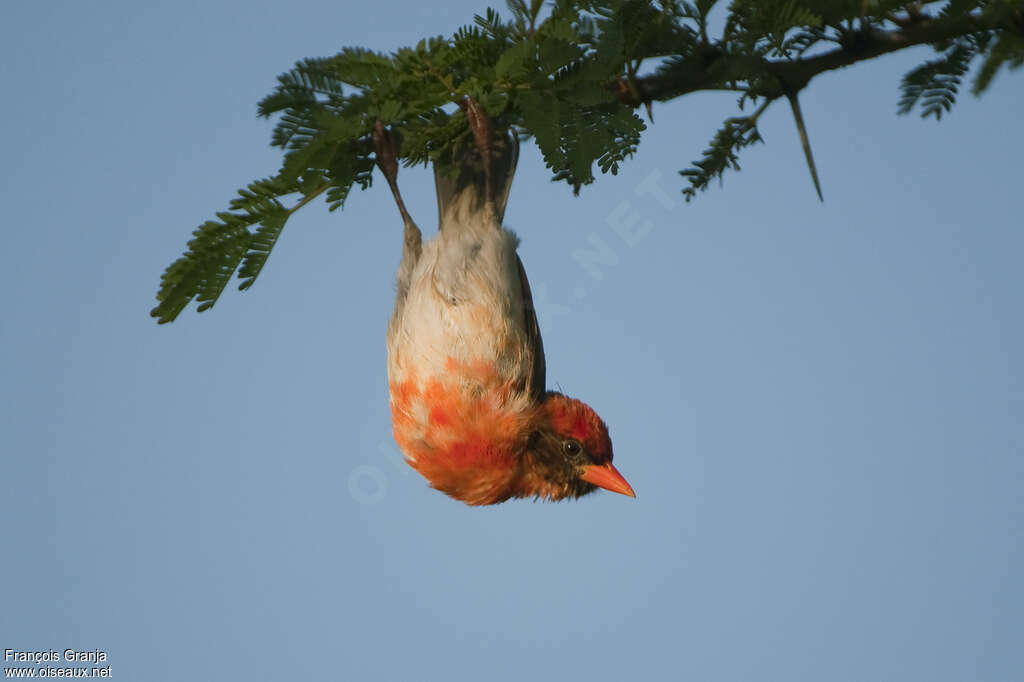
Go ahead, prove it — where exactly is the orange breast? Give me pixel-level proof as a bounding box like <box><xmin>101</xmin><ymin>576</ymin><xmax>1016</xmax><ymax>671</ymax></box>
<box><xmin>389</xmin><ymin>359</ymin><xmax>535</xmax><ymax>505</ymax></box>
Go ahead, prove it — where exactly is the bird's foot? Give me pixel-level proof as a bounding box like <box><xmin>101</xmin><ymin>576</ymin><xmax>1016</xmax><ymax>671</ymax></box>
<box><xmin>458</xmin><ymin>97</ymin><xmax>494</xmax><ymax>209</ymax></box>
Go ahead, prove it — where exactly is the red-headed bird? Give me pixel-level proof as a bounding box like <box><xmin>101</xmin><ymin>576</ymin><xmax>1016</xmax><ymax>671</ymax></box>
<box><xmin>377</xmin><ymin>113</ymin><xmax>634</xmax><ymax>505</ymax></box>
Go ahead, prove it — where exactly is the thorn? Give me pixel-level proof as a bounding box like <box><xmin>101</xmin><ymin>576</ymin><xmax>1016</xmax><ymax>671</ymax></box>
<box><xmin>786</xmin><ymin>92</ymin><xmax>824</xmax><ymax>202</ymax></box>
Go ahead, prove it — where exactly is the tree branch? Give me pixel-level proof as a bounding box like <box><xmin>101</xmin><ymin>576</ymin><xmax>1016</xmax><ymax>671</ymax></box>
<box><xmin>621</xmin><ymin>10</ymin><xmax>1008</xmax><ymax>106</ymax></box>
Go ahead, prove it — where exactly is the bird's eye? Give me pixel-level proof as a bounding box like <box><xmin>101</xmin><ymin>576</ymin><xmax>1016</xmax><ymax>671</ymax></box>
<box><xmin>562</xmin><ymin>439</ymin><xmax>582</xmax><ymax>456</ymax></box>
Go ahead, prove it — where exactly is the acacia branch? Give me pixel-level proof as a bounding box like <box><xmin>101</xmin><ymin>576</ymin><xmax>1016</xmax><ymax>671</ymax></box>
<box><xmin>620</xmin><ymin>10</ymin><xmax>1012</xmax><ymax>106</ymax></box>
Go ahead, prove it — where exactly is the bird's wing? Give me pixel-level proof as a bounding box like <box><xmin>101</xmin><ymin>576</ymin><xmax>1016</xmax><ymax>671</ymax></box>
<box><xmin>516</xmin><ymin>254</ymin><xmax>546</xmax><ymax>402</ymax></box>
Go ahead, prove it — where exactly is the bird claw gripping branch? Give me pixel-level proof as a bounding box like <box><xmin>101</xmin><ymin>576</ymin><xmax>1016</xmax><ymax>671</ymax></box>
<box><xmin>382</xmin><ymin>104</ymin><xmax>634</xmax><ymax>505</ymax></box>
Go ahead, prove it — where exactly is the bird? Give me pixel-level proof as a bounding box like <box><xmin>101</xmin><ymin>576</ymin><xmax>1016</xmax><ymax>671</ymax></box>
<box><xmin>376</xmin><ymin>106</ymin><xmax>634</xmax><ymax>506</ymax></box>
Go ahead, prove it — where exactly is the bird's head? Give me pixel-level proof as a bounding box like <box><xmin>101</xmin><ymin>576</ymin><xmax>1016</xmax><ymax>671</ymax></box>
<box><xmin>517</xmin><ymin>391</ymin><xmax>635</xmax><ymax>501</ymax></box>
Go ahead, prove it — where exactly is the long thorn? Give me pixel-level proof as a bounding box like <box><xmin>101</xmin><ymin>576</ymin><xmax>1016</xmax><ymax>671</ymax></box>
<box><xmin>786</xmin><ymin>92</ymin><xmax>824</xmax><ymax>202</ymax></box>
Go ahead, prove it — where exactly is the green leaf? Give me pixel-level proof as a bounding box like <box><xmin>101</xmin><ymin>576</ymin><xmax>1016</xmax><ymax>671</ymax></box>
<box><xmin>495</xmin><ymin>39</ymin><xmax>537</xmax><ymax>78</ymax></box>
<box><xmin>151</xmin><ymin>217</ymin><xmax>255</xmax><ymax>323</ymax></box>
<box><xmin>973</xmin><ymin>32</ymin><xmax>1024</xmax><ymax>96</ymax></box>
<box><xmin>238</xmin><ymin>210</ymin><xmax>289</xmax><ymax>291</ymax></box>
<box><xmin>680</xmin><ymin>115</ymin><xmax>764</xmax><ymax>201</ymax></box>
<box><xmin>538</xmin><ymin>38</ymin><xmax>583</xmax><ymax>73</ymax></box>
<box><xmin>898</xmin><ymin>43</ymin><xmax>974</xmax><ymax>120</ymax></box>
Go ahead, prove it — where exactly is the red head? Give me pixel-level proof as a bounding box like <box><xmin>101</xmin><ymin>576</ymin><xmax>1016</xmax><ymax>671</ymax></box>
<box><xmin>513</xmin><ymin>392</ymin><xmax>635</xmax><ymax>501</ymax></box>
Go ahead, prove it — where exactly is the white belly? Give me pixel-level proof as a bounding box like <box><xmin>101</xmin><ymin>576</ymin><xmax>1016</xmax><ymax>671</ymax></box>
<box><xmin>386</xmin><ymin>223</ymin><xmax>532</xmax><ymax>389</ymax></box>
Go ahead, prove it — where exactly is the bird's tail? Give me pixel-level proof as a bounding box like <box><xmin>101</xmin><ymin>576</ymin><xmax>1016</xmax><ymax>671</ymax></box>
<box><xmin>434</xmin><ymin>132</ymin><xmax>519</xmax><ymax>230</ymax></box>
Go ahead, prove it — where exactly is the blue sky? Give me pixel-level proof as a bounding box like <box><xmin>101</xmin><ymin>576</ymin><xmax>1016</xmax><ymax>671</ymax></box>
<box><xmin>2</xmin><ymin>2</ymin><xmax>1021</xmax><ymax>680</ymax></box>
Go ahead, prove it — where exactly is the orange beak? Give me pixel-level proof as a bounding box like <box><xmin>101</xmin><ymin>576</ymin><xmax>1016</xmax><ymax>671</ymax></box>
<box><xmin>580</xmin><ymin>462</ymin><xmax>636</xmax><ymax>498</ymax></box>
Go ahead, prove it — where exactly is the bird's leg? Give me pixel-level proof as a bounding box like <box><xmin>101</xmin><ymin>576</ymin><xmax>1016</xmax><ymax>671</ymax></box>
<box><xmin>373</xmin><ymin>120</ymin><xmax>421</xmax><ymax>299</ymax></box>
<box><xmin>373</xmin><ymin>120</ymin><xmax>421</xmax><ymax>253</ymax></box>
<box><xmin>458</xmin><ymin>97</ymin><xmax>495</xmax><ymax>218</ymax></box>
